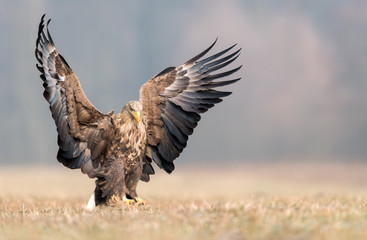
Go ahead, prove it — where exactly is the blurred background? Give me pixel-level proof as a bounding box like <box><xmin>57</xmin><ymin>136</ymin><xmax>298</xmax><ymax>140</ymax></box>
<box><xmin>1</xmin><ymin>0</ymin><xmax>367</xmax><ymax>167</ymax></box>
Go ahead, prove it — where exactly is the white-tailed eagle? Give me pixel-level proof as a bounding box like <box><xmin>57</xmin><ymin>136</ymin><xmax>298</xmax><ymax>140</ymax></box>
<box><xmin>35</xmin><ymin>15</ymin><xmax>241</xmax><ymax>210</ymax></box>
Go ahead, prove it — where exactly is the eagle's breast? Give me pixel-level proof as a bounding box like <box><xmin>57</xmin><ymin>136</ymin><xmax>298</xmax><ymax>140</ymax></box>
<box><xmin>111</xmin><ymin>116</ymin><xmax>147</xmax><ymax>168</ymax></box>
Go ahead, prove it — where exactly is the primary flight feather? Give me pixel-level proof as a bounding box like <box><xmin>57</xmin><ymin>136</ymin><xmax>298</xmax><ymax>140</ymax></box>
<box><xmin>35</xmin><ymin>14</ymin><xmax>242</xmax><ymax>209</ymax></box>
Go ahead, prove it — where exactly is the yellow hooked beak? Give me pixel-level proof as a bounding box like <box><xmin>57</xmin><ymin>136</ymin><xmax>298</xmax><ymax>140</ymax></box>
<box><xmin>130</xmin><ymin>111</ymin><xmax>141</xmax><ymax>123</ymax></box>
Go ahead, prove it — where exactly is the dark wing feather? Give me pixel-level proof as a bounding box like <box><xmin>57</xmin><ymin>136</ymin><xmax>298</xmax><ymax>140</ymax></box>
<box><xmin>35</xmin><ymin>15</ymin><xmax>113</xmax><ymax>177</ymax></box>
<box><xmin>139</xmin><ymin>40</ymin><xmax>241</xmax><ymax>175</ymax></box>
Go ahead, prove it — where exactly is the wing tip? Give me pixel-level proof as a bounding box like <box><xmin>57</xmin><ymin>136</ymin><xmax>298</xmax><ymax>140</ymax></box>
<box><xmin>213</xmin><ymin>37</ymin><xmax>218</xmax><ymax>45</ymax></box>
<box><xmin>35</xmin><ymin>14</ymin><xmax>57</xmax><ymax>62</ymax></box>
<box><xmin>184</xmin><ymin>38</ymin><xmax>219</xmax><ymax>65</ymax></box>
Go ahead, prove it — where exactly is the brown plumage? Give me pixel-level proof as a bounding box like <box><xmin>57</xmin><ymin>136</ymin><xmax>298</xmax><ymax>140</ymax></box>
<box><xmin>35</xmin><ymin>15</ymin><xmax>242</xmax><ymax>209</ymax></box>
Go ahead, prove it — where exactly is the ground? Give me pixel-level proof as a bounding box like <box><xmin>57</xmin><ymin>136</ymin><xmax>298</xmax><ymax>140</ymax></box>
<box><xmin>0</xmin><ymin>162</ymin><xmax>367</xmax><ymax>240</ymax></box>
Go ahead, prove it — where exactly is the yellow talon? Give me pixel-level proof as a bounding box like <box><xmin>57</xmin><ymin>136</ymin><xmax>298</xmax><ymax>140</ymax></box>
<box><xmin>107</xmin><ymin>195</ymin><xmax>146</xmax><ymax>206</ymax></box>
<box><xmin>123</xmin><ymin>196</ymin><xmax>135</xmax><ymax>206</ymax></box>
<box><xmin>135</xmin><ymin>197</ymin><xmax>146</xmax><ymax>205</ymax></box>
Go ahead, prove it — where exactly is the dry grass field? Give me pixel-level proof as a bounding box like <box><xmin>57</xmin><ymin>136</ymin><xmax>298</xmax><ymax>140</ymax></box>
<box><xmin>1</xmin><ymin>162</ymin><xmax>367</xmax><ymax>240</ymax></box>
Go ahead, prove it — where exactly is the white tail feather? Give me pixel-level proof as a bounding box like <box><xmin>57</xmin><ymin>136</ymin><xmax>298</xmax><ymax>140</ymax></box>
<box><xmin>86</xmin><ymin>193</ymin><xmax>95</xmax><ymax>211</ymax></box>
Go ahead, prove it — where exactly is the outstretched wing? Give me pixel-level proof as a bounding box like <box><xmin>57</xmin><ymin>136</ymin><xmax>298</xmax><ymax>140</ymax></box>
<box><xmin>139</xmin><ymin>39</ymin><xmax>241</xmax><ymax>177</ymax></box>
<box><xmin>35</xmin><ymin>15</ymin><xmax>113</xmax><ymax>177</ymax></box>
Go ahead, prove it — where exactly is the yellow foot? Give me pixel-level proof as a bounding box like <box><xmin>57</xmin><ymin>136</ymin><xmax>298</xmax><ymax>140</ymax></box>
<box><xmin>134</xmin><ymin>197</ymin><xmax>147</xmax><ymax>205</ymax></box>
<box><xmin>122</xmin><ymin>196</ymin><xmax>135</xmax><ymax>206</ymax></box>
<box><xmin>107</xmin><ymin>195</ymin><xmax>146</xmax><ymax>206</ymax></box>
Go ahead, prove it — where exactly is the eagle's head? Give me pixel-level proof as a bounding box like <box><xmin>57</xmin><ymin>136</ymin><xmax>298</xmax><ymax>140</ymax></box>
<box><xmin>124</xmin><ymin>101</ymin><xmax>143</xmax><ymax>124</ymax></box>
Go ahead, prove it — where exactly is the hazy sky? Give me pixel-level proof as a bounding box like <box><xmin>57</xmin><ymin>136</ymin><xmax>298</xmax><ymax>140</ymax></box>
<box><xmin>1</xmin><ymin>0</ymin><xmax>367</xmax><ymax>166</ymax></box>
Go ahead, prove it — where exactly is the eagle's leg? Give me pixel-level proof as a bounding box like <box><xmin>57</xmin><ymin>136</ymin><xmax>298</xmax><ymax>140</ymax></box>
<box><xmin>124</xmin><ymin>163</ymin><xmax>146</xmax><ymax>205</ymax></box>
<box><xmin>94</xmin><ymin>182</ymin><xmax>107</xmax><ymax>206</ymax></box>
<box><xmin>94</xmin><ymin>159</ymin><xmax>130</xmax><ymax>206</ymax></box>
